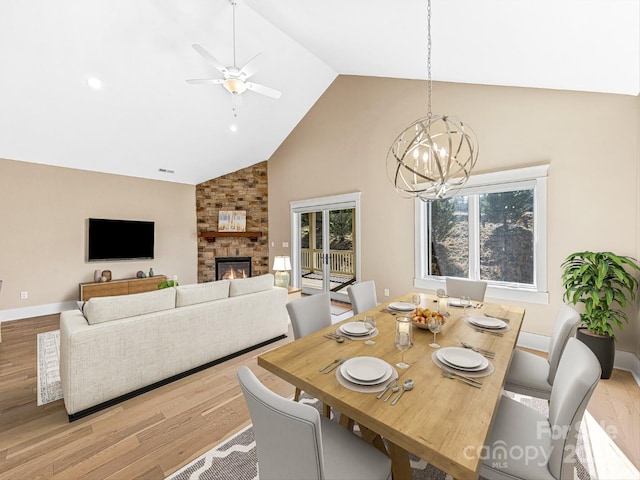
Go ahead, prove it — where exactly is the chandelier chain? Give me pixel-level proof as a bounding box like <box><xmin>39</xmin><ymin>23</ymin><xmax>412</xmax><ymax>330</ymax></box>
<box><xmin>427</xmin><ymin>0</ymin><xmax>432</xmax><ymax>118</ymax></box>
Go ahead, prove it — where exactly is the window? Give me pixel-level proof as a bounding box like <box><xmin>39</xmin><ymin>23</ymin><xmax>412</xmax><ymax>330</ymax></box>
<box><xmin>414</xmin><ymin>165</ymin><xmax>549</xmax><ymax>304</ymax></box>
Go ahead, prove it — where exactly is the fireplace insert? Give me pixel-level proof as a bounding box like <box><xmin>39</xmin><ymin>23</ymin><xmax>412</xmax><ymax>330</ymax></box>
<box><xmin>215</xmin><ymin>257</ymin><xmax>252</xmax><ymax>280</ymax></box>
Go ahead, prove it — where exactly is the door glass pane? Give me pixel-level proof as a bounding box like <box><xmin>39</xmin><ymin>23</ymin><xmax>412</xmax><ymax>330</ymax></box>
<box><xmin>429</xmin><ymin>197</ymin><xmax>469</xmax><ymax>277</ymax></box>
<box><xmin>479</xmin><ymin>189</ymin><xmax>534</xmax><ymax>284</ymax></box>
<box><xmin>328</xmin><ymin>209</ymin><xmax>355</xmax><ymax>301</ymax></box>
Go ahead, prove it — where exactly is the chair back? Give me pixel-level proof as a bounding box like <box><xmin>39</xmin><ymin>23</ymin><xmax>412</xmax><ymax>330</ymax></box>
<box><xmin>445</xmin><ymin>277</ymin><xmax>488</xmax><ymax>302</ymax></box>
<box><xmin>546</xmin><ymin>305</ymin><xmax>581</xmax><ymax>384</ymax></box>
<box><xmin>548</xmin><ymin>338</ymin><xmax>601</xmax><ymax>480</ymax></box>
<box><xmin>237</xmin><ymin>366</ymin><xmax>326</xmax><ymax>479</ymax></box>
<box><xmin>286</xmin><ymin>293</ymin><xmax>332</xmax><ymax>340</ymax></box>
<box><xmin>347</xmin><ymin>280</ymin><xmax>377</xmax><ymax>315</ymax></box>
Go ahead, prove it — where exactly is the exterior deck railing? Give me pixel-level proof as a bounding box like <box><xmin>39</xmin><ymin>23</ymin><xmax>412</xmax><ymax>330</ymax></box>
<box><xmin>301</xmin><ymin>248</ymin><xmax>354</xmax><ymax>276</ymax></box>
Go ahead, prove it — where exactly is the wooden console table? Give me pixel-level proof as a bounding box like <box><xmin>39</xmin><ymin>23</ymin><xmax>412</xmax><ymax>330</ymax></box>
<box><xmin>79</xmin><ymin>275</ymin><xmax>167</xmax><ymax>301</ymax></box>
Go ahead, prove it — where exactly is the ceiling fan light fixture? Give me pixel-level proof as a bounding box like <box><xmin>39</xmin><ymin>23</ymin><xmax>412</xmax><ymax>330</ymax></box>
<box><xmin>223</xmin><ymin>77</ymin><xmax>247</xmax><ymax>95</ymax></box>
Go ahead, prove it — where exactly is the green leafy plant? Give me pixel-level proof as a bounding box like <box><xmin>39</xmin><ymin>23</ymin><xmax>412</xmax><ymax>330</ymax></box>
<box><xmin>157</xmin><ymin>280</ymin><xmax>179</xmax><ymax>289</ymax></box>
<box><xmin>561</xmin><ymin>251</ymin><xmax>640</xmax><ymax>338</ymax></box>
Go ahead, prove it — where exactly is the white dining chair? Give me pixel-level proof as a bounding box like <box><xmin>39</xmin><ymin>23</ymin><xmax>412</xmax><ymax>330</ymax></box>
<box><xmin>286</xmin><ymin>293</ymin><xmax>332</xmax><ymax>414</ymax></box>
<box><xmin>504</xmin><ymin>305</ymin><xmax>581</xmax><ymax>400</ymax></box>
<box><xmin>445</xmin><ymin>277</ymin><xmax>487</xmax><ymax>302</ymax></box>
<box><xmin>347</xmin><ymin>280</ymin><xmax>378</xmax><ymax>315</ymax></box>
<box><xmin>480</xmin><ymin>338</ymin><xmax>601</xmax><ymax>480</ymax></box>
<box><xmin>237</xmin><ymin>366</ymin><xmax>392</xmax><ymax>480</ymax></box>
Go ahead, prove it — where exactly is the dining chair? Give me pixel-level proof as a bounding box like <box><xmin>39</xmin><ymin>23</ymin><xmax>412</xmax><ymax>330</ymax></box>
<box><xmin>237</xmin><ymin>366</ymin><xmax>392</xmax><ymax>480</ymax></box>
<box><xmin>480</xmin><ymin>338</ymin><xmax>601</xmax><ymax>480</ymax></box>
<box><xmin>347</xmin><ymin>280</ymin><xmax>378</xmax><ymax>315</ymax></box>
<box><xmin>286</xmin><ymin>293</ymin><xmax>332</xmax><ymax>415</ymax></box>
<box><xmin>445</xmin><ymin>277</ymin><xmax>487</xmax><ymax>302</ymax></box>
<box><xmin>503</xmin><ymin>305</ymin><xmax>581</xmax><ymax>400</ymax></box>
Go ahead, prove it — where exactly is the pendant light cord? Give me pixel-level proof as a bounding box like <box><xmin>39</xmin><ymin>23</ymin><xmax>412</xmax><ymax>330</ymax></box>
<box><xmin>231</xmin><ymin>0</ymin><xmax>237</xmax><ymax>67</ymax></box>
<box><xmin>427</xmin><ymin>0</ymin><xmax>432</xmax><ymax>118</ymax></box>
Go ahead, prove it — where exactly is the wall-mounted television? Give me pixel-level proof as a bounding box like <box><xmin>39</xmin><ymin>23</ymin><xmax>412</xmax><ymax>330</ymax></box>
<box><xmin>88</xmin><ymin>218</ymin><xmax>155</xmax><ymax>261</ymax></box>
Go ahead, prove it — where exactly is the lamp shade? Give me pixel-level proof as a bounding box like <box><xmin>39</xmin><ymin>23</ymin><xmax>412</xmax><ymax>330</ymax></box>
<box><xmin>273</xmin><ymin>256</ymin><xmax>291</xmax><ymax>271</ymax></box>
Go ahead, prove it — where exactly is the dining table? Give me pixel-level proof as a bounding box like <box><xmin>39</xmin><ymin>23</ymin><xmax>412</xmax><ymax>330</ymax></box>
<box><xmin>257</xmin><ymin>292</ymin><xmax>525</xmax><ymax>480</ymax></box>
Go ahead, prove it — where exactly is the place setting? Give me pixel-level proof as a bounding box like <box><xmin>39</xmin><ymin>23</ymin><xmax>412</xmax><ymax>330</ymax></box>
<box><xmin>333</xmin><ymin>317</ymin><xmax>378</xmax><ymax>342</ymax></box>
<box><xmin>431</xmin><ymin>346</ymin><xmax>494</xmax><ymax>388</ymax></box>
<box><xmin>464</xmin><ymin>314</ymin><xmax>511</xmax><ymax>336</ymax></box>
<box><xmin>381</xmin><ymin>301</ymin><xmax>416</xmax><ymax>315</ymax></box>
<box><xmin>333</xmin><ymin>356</ymin><xmax>399</xmax><ymax>393</ymax></box>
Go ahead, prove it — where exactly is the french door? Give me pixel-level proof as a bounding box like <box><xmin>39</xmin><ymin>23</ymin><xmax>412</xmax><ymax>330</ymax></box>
<box><xmin>290</xmin><ymin>193</ymin><xmax>361</xmax><ymax>302</ymax></box>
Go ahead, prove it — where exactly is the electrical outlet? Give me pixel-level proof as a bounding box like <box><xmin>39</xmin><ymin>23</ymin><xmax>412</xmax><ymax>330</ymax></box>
<box><xmin>282</xmin><ymin>241</ymin><xmax>289</xmax><ymax>248</ymax></box>
<box><xmin>384</xmin><ymin>288</ymin><xmax>390</xmax><ymax>297</ymax></box>
<box><xmin>20</xmin><ymin>291</ymin><xmax>28</xmax><ymax>300</ymax></box>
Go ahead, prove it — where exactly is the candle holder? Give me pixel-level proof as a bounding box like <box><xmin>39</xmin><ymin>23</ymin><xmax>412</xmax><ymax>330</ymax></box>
<box><xmin>437</xmin><ymin>289</ymin><xmax>449</xmax><ymax>317</ymax></box>
<box><xmin>395</xmin><ymin>316</ymin><xmax>413</xmax><ymax>369</ymax></box>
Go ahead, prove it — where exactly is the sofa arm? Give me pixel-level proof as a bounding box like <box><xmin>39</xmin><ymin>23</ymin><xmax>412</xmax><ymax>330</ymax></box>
<box><xmin>59</xmin><ymin>309</ymin><xmax>91</xmax><ymax>414</ymax></box>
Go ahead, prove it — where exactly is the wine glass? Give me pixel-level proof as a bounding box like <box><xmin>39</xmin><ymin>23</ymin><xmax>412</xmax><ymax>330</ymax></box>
<box><xmin>364</xmin><ymin>315</ymin><xmax>377</xmax><ymax>345</ymax></box>
<box><xmin>411</xmin><ymin>293</ymin><xmax>421</xmax><ymax>307</ymax></box>
<box><xmin>428</xmin><ymin>317</ymin><xmax>442</xmax><ymax>348</ymax></box>
<box><xmin>395</xmin><ymin>316</ymin><xmax>413</xmax><ymax>369</ymax></box>
<box><xmin>460</xmin><ymin>296</ymin><xmax>471</xmax><ymax>317</ymax></box>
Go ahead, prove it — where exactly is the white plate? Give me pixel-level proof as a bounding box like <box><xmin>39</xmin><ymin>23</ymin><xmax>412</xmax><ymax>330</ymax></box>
<box><xmin>468</xmin><ymin>316</ymin><xmax>507</xmax><ymax>330</ymax></box>
<box><xmin>340</xmin><ymin>322</ymin><xmax>370</xmax><ymax>336</ymax></box>
<box><xmin>437</xmin><ymin>347</ymin><xmax>484</xmax><ymax>369</ymax></box>
<box><xmin>342</xmin><ymin>357</ymin><xmax>391</xmax><ymax>382</ymax></box>
<box><xmin>340</xmin><ymin>364</ymin><xmax>393</xmax><ymax>385</ymax></box>
<box><xmin>438</xmin><ymin>352</ymin><xmax>489</xmax><ymax>371</ymax></box>
<box><xmin>388</xmin><ymin>302</ymin><xmax>416</xmax><ymax>311</ymax></box>
<box><xmin>448</xmin><ymin>299</ymin><xmax>466</xmax><ymax>307</ymax></box>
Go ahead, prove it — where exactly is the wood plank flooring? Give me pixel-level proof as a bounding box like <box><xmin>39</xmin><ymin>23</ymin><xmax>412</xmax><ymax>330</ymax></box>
<box><xmin>0</xmin><ymin>315</ymin><xmax>638</xmax><ymax>479</ymax></box>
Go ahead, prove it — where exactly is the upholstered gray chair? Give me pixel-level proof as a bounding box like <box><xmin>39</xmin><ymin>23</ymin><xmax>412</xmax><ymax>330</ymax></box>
<box><xmin>347</xmin><ymin>280</ymin><xmax>377</xmax><ymax>315</ymax></box>
<box><xmin>504</xmin><ymin>305</ymin><xmax>581</xmax><ymax>399</ymax></box>
<box><xmin>445</xmin><ymin>277</ymin><xmax>487</xmax><ymax>302</ymax></box>
<box><xmin>287</xmin><ymin>293</ymin><xmax>332</xmax><ymax>340</ymax></box>
<box><xmin>480</xmin><ymin>338</ymin><xmax>600</xmax><ymax>480</ymax></box>
<box><xmin>237</xmin><ymin>366</ymin><xmax>392</xmax><ymax>480</ymax></box>
<box><xmin>286</xmin><ymin>293</ymin><xmax>332</xmax><ymax>412</ymax></box>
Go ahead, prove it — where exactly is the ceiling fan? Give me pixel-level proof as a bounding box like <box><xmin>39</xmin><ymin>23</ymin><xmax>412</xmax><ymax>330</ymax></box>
<box><xmin>186</xmin><ymin>0</ymin><xmax>281</xmax><ymax>108</ymax></box>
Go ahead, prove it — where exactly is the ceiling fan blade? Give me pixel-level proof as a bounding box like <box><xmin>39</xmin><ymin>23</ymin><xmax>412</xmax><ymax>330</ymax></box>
<box><xmin>245</xmin><ymin>81</ymin><xmax>281</xmax><ymax>99</ymax></box>
<box><xmin>238</xmin><ymin>52</ymin><xmax>262</xmax><ymax>80</ymax></box>
<box><xmin>186</xmin><ymin>78</ymin><xmax>225</xmax><ymax>85</ymax></box>
<box><xmin>192</xmin><ymin>44</ymin><xmax>228</xmax><ymax>75</ymax></box>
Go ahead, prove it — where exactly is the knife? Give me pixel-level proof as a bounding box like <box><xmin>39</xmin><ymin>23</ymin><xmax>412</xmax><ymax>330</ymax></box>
<box><xmin>376</xmin><ymin>377</ymin><xmax>398</xmax><ymax>399</ymax></box>
<box><xmin>484</xmin><ymin>313</ymin><xmax>510</xmax><ymax>323</ymax></box>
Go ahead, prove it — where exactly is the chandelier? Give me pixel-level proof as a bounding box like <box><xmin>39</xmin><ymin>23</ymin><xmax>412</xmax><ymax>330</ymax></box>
<box><xmin>386</xmin><ymin>0</ymin><xmax>478</xmax><ymax>201</ymax></box>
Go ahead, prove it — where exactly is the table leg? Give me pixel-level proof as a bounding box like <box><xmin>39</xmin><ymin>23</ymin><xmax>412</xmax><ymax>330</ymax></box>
<box><xmin>358</xmin><ymin>425</ymin><xmax>389</xmax><ymax>456</ymax></box>
<box><xmin>338</xmin><ymin>413</ymin><xmax>355</xmax><ymax>431</ymax></box>
<box><xmin>387</xmin><ymin>442</ymin><xmax>412</xmax><ymax>480</ymax></box>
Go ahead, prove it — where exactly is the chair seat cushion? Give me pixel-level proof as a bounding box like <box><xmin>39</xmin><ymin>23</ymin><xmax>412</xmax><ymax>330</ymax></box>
<box><xmin>480</xmin><ymin>396</ymin><xmax>555</xmax><ymax>480</ymax></box>
<box><xmin>504</xmin><ymin>349</ymin><xmax>552</xmax><ymax>399</ymax></box>
<box><xmin>320</xmin><ymin>416</ymin><xmax>392</xmax><ymax>480</ymax></box>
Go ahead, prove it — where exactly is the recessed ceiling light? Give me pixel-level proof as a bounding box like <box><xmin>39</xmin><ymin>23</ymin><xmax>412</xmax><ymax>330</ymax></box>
<box><xmin>230</xmin><ymin>124</ymin><xmax>238</xmax><ymax>133</ymax></box>
<box><xmin>86</xmin><ymin>77</ymin><xmax>103</xmax><ymax>89</ymax></box>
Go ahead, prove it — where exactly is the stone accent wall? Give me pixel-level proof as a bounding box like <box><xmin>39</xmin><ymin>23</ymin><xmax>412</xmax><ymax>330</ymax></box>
<box><xmin>196</xmin><ymin>162</ymin><xmax>269</xmax><ymax>283</ymax></box>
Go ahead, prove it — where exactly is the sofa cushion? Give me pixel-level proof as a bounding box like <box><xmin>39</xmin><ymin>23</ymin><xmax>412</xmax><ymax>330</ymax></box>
<box><xmin>84</xmin><ymin>288</ymin><xmax>176</xmax><ymax>325</ymax></box>
<box><xmin>229</xmin><ymin>273</ymin><xmax>275</xmax><ymax>297</ymax></box>
<box><xmin>175</xmin><ymin>280</ymin><xmax>230</xmax><ymax>307</ymax></box>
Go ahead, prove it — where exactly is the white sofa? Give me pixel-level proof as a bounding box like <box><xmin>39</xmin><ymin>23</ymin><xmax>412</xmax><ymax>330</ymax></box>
<box><xmin>60</xmin><ymin>273</ymin><xmax>288</xmax><ymax>419</ymax></box>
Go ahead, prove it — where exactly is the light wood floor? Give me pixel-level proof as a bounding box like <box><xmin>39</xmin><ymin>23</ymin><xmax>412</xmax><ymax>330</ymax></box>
<box><xmin>0</xmin><ymin>315</ymin><xmax>638</xmax><ymax>479</ymax></box>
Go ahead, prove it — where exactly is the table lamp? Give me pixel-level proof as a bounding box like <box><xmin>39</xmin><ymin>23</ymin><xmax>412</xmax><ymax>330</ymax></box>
<box><xmin>273</xmin><ymin>256</ymin><xmax>291</xmax><ymax>288</ymax></box>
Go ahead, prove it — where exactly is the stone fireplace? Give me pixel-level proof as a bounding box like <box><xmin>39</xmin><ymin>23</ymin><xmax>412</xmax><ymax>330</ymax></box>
<box><xmin>215</xmin><ymin>257</ymin><xmax>252</xmax><ymax>280</ymax></box>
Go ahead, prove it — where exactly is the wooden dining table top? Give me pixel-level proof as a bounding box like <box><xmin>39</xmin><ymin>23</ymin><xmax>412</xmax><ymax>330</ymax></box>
<box><xmin>257</xmin><ymin>293</ymin><xmax>525</xmax><ymax>480</ymax></box>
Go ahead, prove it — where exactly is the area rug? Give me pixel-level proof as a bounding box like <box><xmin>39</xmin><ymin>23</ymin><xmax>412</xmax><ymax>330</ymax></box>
<box><xmin>165</xmin><ymin>393</ymin><xmax>596</xmax><ymax>480</ymax></box>
<box><xmin>37</xmin><ymin>329</ymin><xmax>63</xmax><ymax>405</ymax></box>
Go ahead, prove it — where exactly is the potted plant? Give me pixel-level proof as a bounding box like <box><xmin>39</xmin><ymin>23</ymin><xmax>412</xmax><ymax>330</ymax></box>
<box><xmin>561</xmin><ymin>251</ymin><xmax>640</xmax><ymax>378</ymax></box>
<box><xmin>157</xmin><ymin>280</ymin><xmax>179</xmax><ymax>289</ymax></box>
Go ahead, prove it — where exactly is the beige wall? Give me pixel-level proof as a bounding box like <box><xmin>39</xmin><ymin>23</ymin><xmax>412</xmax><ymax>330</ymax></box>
<box><xmin>0</xmin><ymin>158</ymin><xmax>197</xmax><ymax>317</ymax></box>
<box><xmin>268</xmin><ymin>75</ymin><xmax>640</xmax><ymax>354</ymax></box>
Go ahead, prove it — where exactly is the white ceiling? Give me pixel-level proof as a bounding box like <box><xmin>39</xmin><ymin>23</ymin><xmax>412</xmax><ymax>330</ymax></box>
<box><xmin>1</xmin><ymin>0</ymin><xmax>638</xmax><ymax>185</ymax></box>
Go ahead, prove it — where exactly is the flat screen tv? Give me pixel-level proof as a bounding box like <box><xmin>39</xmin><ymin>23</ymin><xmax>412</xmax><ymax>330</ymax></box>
<box><xmin>88</xmin><ymin>218</ymin><xmax>154</xmax><ymax>261</ymax></box>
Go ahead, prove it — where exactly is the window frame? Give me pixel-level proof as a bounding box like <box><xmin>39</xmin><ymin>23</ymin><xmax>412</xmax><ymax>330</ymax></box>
<box><xmin>414</xmin><ymin>165</ymin><xmax>549</xmax><ymax>304</ymax></box>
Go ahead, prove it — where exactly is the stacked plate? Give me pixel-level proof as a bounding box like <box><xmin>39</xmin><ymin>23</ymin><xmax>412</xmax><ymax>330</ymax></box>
<box><xmin>436</xmin><ymin>347</ymin><xmax>489</xmax><ymax>372</ymax></box>
<box><xmin>339</xmin><ymin>357</ymin><xmax>394</xmax><ymax>386</ymax></box>
<box><xmin>387</xmin><ymin>301</ymin><xmax>415</xmax><ymax>312</ymax></box>
<box><xmin>467</xmin><ymin>315</ymin><xmax>509</xmax><ymax>331</ymax></box>
<box><xmin>338</xmin><ymin>321</ymin><xmax>374</xmax><ymax>339</ymax></box>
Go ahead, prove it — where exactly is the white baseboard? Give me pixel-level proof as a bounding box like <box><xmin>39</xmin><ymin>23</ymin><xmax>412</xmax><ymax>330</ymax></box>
<box><xmin>0</xmin><ymin>301</ymin><xmax>77</xmax><ymax>323</ymax></box>
<box><xmin>517</xmin><ymin>331</ymin><xmax>640</xmax><ymax>388</ymax></box>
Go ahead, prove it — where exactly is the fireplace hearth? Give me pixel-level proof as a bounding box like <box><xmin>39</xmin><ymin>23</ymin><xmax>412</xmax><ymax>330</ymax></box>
<box><xmin>215</xmin><ymin>257</ymin><xmax>252</xmax><ymax>280</ymax></box>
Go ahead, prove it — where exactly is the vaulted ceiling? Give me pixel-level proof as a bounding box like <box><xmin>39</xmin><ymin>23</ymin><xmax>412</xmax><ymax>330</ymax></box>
<box><xmin>1</xmin><ymin>0</ymin><xmax>638</xmax><ymax>185</ymax></box>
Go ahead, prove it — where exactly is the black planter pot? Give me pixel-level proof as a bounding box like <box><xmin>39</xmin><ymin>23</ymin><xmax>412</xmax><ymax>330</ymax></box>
<box><xmin>576</xmin><ymin>327</ymin><xmax>615</xmax><ymax>379</ymax></box>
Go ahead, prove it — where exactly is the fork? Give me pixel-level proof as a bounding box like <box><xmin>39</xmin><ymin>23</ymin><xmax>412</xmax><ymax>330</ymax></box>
<box><xmin>474</xmin><ymin>328</ymin><xmax>504</xmax><ymax>337</ymax></box>
<box><xmin>441</xmin><ymin>371</ymin><xmax>482</xmax><ymax>388</ymax></box>
<box><xmin>460</xmin><ymin>341</ymin><xmax>495</xmax><ymax>358</ymax></box>
<box><xmin>319</xmin><ymin>357</ymin><xmax>342</xmax><ymax>372</ymax></box>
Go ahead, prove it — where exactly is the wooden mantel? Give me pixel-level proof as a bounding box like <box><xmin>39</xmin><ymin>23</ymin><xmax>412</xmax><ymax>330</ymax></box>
<box><xmin>199</xmin><ymin>231</ymin><xmax>263</xmax><ymax>243</ymax></box>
